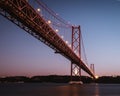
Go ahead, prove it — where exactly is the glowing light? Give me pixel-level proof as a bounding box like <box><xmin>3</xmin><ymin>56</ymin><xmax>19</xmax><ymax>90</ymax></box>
<box><xmin>65</xmin><ymin>41</ymin><xmax>68</xmax><ymax>44</ymax></box>
<box><xmin>37</xmin><ymin>8</ymin><xmax>41</xmax><ymax>12</ymax></box>
<box><xmin>75</xmin><ymin>69</ymin><xmax>78</xmax><ymax>75</ymax></box>
<box><xmin>48</xmin><ymin>20</ymin><xmax>51</xmax><ymax>24</ymax></box>
<box><xmin>55</xmin><ymin>29</ymin><xmax>59</xmax><ymax>32</ymax></box>
<box><xmin>95</xmin><ymin>75</ymin><xmax>99</xmax><ymax>79</ymax></box>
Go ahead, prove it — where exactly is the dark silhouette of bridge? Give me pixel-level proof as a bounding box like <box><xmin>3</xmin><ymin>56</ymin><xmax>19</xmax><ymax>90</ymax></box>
<box><xmin>0</xmin><ymin>0</ymin><xmax>95</xmax><ymax>79</ymax></box>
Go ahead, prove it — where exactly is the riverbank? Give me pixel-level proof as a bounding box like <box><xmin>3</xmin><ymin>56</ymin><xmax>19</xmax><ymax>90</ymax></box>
<box><xmin>0</xmin><ymin>75</ymin><xmax>120</xmax><ymax>84</ymax></box>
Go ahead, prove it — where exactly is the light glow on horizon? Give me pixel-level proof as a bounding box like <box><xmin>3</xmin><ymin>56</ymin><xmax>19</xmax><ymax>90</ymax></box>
<box><xmin>95</xmin><ymin>75</ymin><xmax>99</xmax><ymax>79</ymax></box>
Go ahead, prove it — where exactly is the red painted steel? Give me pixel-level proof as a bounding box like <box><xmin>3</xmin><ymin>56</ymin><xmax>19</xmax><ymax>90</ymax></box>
<box><xmin>90</xmin><ymin>64</ymin><xmax>95</xmax><ymax>74</ymax></box>
<box><xmin>71</xmin><ymin>26</ymin><xmax>81</xmax><ymax>80</ymax></box>
<box><xmin>0</xmin><ymin>0</ymin><xmax>95</xmax><ymax>78</ymax></box>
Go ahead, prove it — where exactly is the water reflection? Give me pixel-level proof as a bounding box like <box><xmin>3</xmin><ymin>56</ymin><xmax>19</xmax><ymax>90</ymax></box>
<box><xmin>56</xmin><ymin>84</ymin><xmax>100</xmax><ymax>96</ymax></box>
<box><xmin>69</xmin><ymin>85</ymin><xmax>80</xmax><ymax>96</ymax></box>
<box><xmin>55</xmin><ymin>85</ymin><xmax>80</xmax><ymax>96</ymax></box>
<box><xmin>94</xmin><ymin>84</ymin><xmax>100</xmax><ymax>96</ymax></box>
<box><xmin>1</xmin><ymin>83</ymin><xmax>120</xmax><ymax>96</ymax></box>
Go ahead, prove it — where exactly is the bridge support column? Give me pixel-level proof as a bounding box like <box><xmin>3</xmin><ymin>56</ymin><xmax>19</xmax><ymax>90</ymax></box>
<box><xmin>70</xmin><ymin>26</ymin><xmax>82</xmax><ymax>82</ymax></box>
<box><xmin>71</xmin><ymin>63</ymin><xmax>81</xmax><ymax>81</ymax></box>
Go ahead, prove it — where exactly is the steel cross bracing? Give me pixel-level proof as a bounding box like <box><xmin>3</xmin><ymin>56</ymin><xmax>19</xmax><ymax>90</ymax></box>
<box><xmin>0</xmin><ymin>0</ymin><xmax>95</xmax><ymax>78</ymax></box>
<box><xmin>71</xmin><ymin>26</ymin><xmax>81</xmax><ymax>81</ymax></box>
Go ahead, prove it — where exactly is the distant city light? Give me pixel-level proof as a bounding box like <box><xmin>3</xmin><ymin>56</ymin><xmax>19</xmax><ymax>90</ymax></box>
<box><xmin>37</xmin><ymin>8</ymin><xmax>41</xmax><ymax>12</ymax></box>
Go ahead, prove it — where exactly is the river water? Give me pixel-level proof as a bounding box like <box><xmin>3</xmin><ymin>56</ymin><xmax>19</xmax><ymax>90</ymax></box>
<box><xmin>0</xmin><ymin>83</ymin><xmax>120</xmax><ymax>96</ymax></box>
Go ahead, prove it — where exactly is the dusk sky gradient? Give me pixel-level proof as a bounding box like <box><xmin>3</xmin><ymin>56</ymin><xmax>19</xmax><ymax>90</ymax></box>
<box><xmin>0</xmin><ymin>0</ymin><xmax>120</xmax><ymax>77</ymax></box>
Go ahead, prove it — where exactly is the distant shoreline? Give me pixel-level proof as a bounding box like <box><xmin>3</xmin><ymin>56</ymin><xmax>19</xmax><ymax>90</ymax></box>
<box><xmin>0</xmin><ymin>75</ymin><xmax>120</xmax><ymax>84</ymax></box>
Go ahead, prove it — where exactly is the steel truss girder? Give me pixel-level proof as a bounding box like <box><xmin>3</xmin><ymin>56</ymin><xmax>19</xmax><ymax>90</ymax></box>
<box><xmin>0</xmin><ymin>0</ymin><xmax>95</xmax><ymax>78</ymax></box>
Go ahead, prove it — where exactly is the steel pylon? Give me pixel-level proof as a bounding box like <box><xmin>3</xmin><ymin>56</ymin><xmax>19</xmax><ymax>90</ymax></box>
<box><xmin>71</xmin><ymin>25</ymin><xmax>81</xmax><ymax>81</ymax></box>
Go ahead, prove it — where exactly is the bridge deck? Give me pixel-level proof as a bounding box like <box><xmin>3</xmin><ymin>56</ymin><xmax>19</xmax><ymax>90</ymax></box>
<box><xmin>0</xmin><ymin>0</ymin><xmax>95</xmax><ymax>78</ymax></box>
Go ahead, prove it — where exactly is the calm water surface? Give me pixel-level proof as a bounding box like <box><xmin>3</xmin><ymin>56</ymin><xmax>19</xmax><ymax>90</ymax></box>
<box><xmin>0</xmin><ymin>83</ymin><xmax>120</xmax><ymax>96</ymax></box>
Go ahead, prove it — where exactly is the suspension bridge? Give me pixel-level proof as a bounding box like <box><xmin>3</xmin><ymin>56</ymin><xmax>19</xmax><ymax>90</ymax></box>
<box><xmin>0</xmin><ymin>0</ymin><xmax>96</xmax><ymax>79</ymax></box>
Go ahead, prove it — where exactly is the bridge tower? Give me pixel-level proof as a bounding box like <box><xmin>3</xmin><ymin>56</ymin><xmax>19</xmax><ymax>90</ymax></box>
<box><xmin>71</xmin><ymin>25</ymin><xmax>81</xmax><ymax>81</ymax></box>
<box><xmin>90</xmin><ymin>64</ymin><xmax>95</xmax><ymax>74</ymax></box>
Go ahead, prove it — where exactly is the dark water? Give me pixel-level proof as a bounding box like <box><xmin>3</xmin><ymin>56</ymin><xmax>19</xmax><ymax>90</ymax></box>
<box><xmin>0</xmin><ymin>83</ymin><xmax>120</xmax><ymax>96</ymax></box>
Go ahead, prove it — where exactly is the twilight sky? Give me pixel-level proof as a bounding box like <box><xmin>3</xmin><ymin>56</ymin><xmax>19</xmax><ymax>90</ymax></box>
<box><xmin>0</xmin><ymin>0</ymin><xmax>120</xmax><ymax>77</ymax></box>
